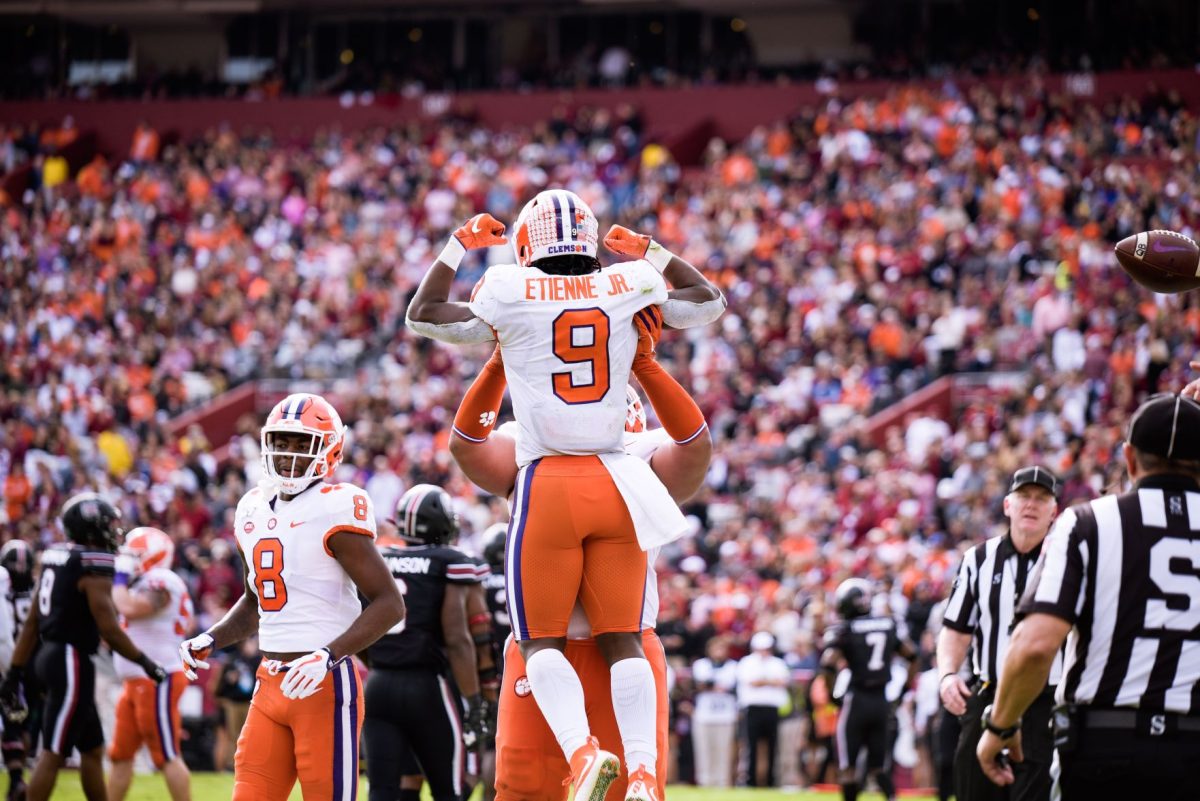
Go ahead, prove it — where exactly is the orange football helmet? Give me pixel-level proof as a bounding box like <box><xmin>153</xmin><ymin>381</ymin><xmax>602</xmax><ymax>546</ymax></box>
<box><xmin>260</xmin><ymin>393</ymin><xmax>346</xmax><ymax>495</ymax></box>
<box><xmin>625</xmin><ymin>384</ymin><xmax>647</xmax><ymax>433</ymax></box>
<box><xmin>121</xmin><ymin>527</ymin><xmax>175</xmax><ymax>577</ymax></box>
<box><xmin>512</xmin><ymin>189</ymin><xmax>599</xmax><ymax>268</ymax></box>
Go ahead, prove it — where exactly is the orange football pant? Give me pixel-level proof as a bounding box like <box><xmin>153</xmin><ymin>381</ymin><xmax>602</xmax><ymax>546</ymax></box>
<box><xmin>505</xmin><ymin>456</ymin><xmax>647</xmax><ymax>640</ymax></box>
<box><xmin>232</xmin><ymin>657</ymin><xmax>363</xmax><ymax>801</ymax></box>
<box><xmin>495</xmin><ymin>632</ymin><xmax>669</xmax><ymax>801</ymax></box>
<box><xmin>108</xmin><ymin>672</ymin><xmax>188</xmax><ymax>767</ymax></box>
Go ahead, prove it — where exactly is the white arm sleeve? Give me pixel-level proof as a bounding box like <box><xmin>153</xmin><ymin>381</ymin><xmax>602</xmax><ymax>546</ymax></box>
<box><xmin>659</xmin><ymin>295</ymin><xmax>726</xmax><ymax>329</ymax></box>
<box><xmin>404</xmin><ymin>314</ymin><xmax>496</xmax><ymax>345</ymax></box>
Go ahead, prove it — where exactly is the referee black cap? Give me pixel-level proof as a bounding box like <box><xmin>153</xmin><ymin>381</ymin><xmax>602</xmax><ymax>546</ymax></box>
<box><xmin>1128</xmin><ymin>393</ymin><xmax>1200</xmax><ymax>461</ymax></box>
<box><xmin>1009</xmin><ymin>465</ymin><xmax>1059</xmax><ymax>497</ymax></box>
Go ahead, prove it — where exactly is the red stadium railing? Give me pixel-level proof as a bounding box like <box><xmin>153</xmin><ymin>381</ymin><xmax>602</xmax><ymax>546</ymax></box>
<box><xmin>2</xmin><ymin>68</ymin><xmax>1199</xmax><ymax>166</ymax></box>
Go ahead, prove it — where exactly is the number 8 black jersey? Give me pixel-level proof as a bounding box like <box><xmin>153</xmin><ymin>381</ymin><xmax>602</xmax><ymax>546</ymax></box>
<box><xmin>367</xmin><ymin>543</ymin><xmax>489</xmax><ymax>671</ymax></box>
<box><xmin>35</xmin><ymin>544</ymin><xmax>115</xmax><ymax>655</ymax></box>
<box><xmin>823</xmin><ymin>616</ymin><xmax>906</xmax><ymax>691</ymax></box>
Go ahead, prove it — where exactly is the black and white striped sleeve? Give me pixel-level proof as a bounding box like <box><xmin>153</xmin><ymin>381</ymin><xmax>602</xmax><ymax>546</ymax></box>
<box><xmin>446</xmin><ymin>560</ymin><xmax>489</xmax><ymax>585</ymax></box>
<box><xmin>941</xmin><ymin>548</ymin><xmax>978</xmax><ymax>633</ymax></box>
<box><xmin>1019</xmin><ymin>507</ymin><xmax>1087</xmax><ymax>623</ymax></box>
<box><xmin>80</xmin><ymin>550</ymin><xmax>115</xmax><ymax>578</ymax></box>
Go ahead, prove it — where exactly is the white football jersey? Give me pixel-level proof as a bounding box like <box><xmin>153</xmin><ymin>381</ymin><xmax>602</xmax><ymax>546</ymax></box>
<box><xmin>234</xmin><ymin>482</ymin><xmax>377</xmax><ymax>653</ymax></box>
<box><xmin>469</xmin><ymin>260</ymin><xmax>668</xmax><ymax>466</ymax></box>
<box><xmin>115</xmin><ymin>568</ymin><xmax>193</xmax><ymax>680</ymax></box>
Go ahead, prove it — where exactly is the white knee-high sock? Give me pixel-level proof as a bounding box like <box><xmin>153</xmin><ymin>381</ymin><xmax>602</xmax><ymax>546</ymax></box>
<box><xmin>525</xmin><ymin>649</ymin><xmax>591</xmax><ymax>759</ymax></box>
<box><xmin>610</xmin><ymin>657</ymin><xmax>657</xmax><ymax>774</ymax></box>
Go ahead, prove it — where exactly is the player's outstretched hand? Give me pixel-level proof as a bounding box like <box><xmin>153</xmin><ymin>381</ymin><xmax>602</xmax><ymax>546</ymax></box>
<box><xmin>603</xmin><ymin>224</ymin><xmax>652</xmax><ymax>260</ymax></box>
<box><xmin>0</xmin><ymin>668</ymin><xmax>27</xmax><ymax>724</ymax></box>
<box><xmin>179</xmin><ymin>632</ymin><xmax>214</xmax><ymax>681</ymax></box>
<box><xmin>137</xmin><ymin>654</ymin><xmax>168</xmax><ymax>684</ymax></box>
<box><xmin>281</xmin><ymin>647</ymin><xmax>334</xmax><ymax>700</ymax></box>
<box><xmin>454</xmin><ymin>213</ymin><xmax>508</xmax><ymax>250</ymax></box>
<box><xmin>633</xmin><ymin>305</ymin><xmax>664</xmax><ymax>366</ymax></box>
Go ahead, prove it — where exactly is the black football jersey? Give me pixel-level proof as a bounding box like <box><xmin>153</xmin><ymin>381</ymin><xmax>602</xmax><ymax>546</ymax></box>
<box><xmin>482</xmin><ymin>567</ymin><xmax>510</xmax><ymax>655</ymax></box>
<box><xmin>10</xmin><ymin>584</ymin><xmax>32</xmax><ymax>637</ymax></box>
<box><xmin>35</xmin><ymin>544</ymin><xmax>115</xmax><ymax>655</ymax></box>
<box><xmin>368</xmin><ymin>544</ymin><xmax>488</xmax><ymax>671</ymax></box>
<box><xmin>823</xmin><ymin>616</ymin><xmax>907</xmax><ymax>690</ymax></box>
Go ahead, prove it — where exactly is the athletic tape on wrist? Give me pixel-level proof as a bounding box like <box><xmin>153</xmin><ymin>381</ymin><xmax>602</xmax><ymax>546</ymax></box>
<box><xmin>644</xmin><ymin>240</ymin><xmax>674</xmax><ymax>273</ymax></box>
<box><xmin>438</xmin><ymin>236</ymin><xmax>467</xmax><ymax>271</ymax></box>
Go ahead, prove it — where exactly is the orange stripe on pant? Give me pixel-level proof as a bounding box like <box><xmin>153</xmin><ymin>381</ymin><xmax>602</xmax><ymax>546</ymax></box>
<box><xmin>494</xmin><ymin>632</ymin><xmax>670</xmax><ymax>801</ymax></box>
<box><xmin>232</xmin><ymin>658</ymin><xmax>363</xmax><ymax>801</ymax></box>
<box><xmin>507</xmin><ymin>456</ymin><xmax>648</xmax><ymax>640</ymax></box>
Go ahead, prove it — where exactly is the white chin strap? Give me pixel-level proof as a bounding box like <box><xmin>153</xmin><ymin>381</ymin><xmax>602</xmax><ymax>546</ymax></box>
<box><xmin>272</xmin><ymin>474</ymin><xmax>319</xmax><ymax>496</ymax></box>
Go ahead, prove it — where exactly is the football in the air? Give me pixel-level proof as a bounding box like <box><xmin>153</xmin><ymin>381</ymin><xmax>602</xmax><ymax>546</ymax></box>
<box><xmin>1113</xmin><ymin>230</ymin><xmax>1200</xmax><ymax>293</ymax></box>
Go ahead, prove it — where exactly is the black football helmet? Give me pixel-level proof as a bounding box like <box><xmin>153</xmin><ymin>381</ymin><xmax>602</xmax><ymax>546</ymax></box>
<box><xmin>0</xmin><ymin>540</ymin><xmax>34</xmax><ymax>593</ymax></box>
<box><xmin>835</xmin><ymin>578</ymin><xmax>872</xmax><ymax>620</ymax></box>
<box><xmin>61</xmin><ymin>492</ymin><xmax>124</xmax><ymax>552</ymax></box>
<box><xmin>482</xmin><ymin>523</ymin><xmax>507</xmax><ymax>571</ymax></box>
<box><xmin>394</xmin><ymin>484</ymin><xmax>458</xmax><ymax>545</ymax></box>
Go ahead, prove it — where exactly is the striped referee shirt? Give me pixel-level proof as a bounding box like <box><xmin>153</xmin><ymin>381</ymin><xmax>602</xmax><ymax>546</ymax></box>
<box><xmin>1020</xmin><ymin>475</ymin><xmax>1200</xmax><ymax>715</ymax></box>
<box><xmin>943</xmin><ymin>533</ymin><xmax>1064</xmax><ymax>686</ymax></box>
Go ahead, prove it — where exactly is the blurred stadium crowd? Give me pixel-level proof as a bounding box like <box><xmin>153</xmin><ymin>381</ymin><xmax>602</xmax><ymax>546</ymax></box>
<box><xmin>3</xmin><ymin>73</ymin><xmax>1200</xmax><ymax>785</ymax></box>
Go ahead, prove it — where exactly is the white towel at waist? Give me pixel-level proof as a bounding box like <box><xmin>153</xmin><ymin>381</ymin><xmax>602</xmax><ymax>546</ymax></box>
<box><xmin>598</xmin><ymin>451</ymin><xmax>690</xmax><ymax>550</ymax></box>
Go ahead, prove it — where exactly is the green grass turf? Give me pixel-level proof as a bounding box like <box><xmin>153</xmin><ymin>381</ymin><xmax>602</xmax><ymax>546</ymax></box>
<box><xmin>41</xmin><ymin>772</ymin><xmax>927</xmax><ymax>800</ymax></box>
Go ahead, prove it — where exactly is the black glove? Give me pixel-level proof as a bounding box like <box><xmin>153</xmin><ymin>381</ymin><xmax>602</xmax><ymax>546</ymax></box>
<box><xmin>0</xmin><ymin>667</ymin><xmax>27</xmax><ymax>724</ymax></box>
<box><xmin>136</xmin><ymin>654</ymin><xmax>168</xmax><ymax>684</ymax></box>
<box><xmin>479</xmin><ymin>697</ymin><xmax>497</xmax><ymax>749</ymax></box>
<box><xmin>463</xmin><ymin>694</ymin><xmax>489</xmax><ymax>751</ymax></box>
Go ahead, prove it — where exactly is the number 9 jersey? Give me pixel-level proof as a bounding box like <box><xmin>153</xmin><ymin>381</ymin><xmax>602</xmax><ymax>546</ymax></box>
<box><xmin>234</xmin><ymin>482</ymin><xmax>377</xmax><ymax>653</ymax></box>
<box><xmin>467</xmin><ymin>260</ymin><xmax>668</xmax><ymax>466</ymax></box>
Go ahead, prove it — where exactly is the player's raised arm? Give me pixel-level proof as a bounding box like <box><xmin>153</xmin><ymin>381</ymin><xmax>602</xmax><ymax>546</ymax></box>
<box><xmin>602</xmin><ymin>224</ymin><xmax>726</xmax><ymax>326</ymax></box>
<box><xmin>447</xmin><ymin>346</ymin><xmax>519</xmax><ymax>497</ymax></box>
<box><xmin>406</xmin><ymin>213</ymin><xmax>507</xmax><ymax>344</ymax></box>
<box><xmin>630</xmin><ymin>306</ymin><xmax>713</xmax><ymax>502</ymax></box>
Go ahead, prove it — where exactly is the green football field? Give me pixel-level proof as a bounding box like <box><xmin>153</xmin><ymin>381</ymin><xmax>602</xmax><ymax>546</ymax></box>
<box><xmin>44</xmin><ymin>772</ymin><xmax>927</xmax><ymax>800</ymax></box>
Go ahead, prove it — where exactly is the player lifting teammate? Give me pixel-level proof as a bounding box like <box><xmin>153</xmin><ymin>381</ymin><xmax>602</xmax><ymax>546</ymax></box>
<box><xmin>177</xmin><ymin>393</ymin><xmax>404</xmax><ymax>801</ymax></box>
<box><xmin>408</xmin><ymin>190</ymin><xmax>722</xmax><ymax>801</ymax></box>
<box><xmin>447</xmin><ymin>308</ymin><xmax>711</xmax><ymax>800</ymax></box>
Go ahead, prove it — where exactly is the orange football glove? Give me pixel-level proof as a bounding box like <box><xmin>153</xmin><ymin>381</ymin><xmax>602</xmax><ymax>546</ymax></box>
<box><xmin>633</xmin><ymin>305</ymin><xmax>664</xmax><ymax>370</ymax></box>
<box><xmin>454</xmin><ymin>213</ymin><xmax>508</xmax><ymax>250</ymax></box>
<box><xmin>603</xmin><ymin>224</ymin><xmax>652</xmax><ymax>260</ymax></box>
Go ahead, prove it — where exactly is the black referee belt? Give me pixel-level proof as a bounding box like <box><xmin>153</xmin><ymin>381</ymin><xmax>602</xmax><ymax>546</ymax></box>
<box><xmin>1081</xmin><ymin>708</ymin><xmax>1200</xmax><ymax>735</ymax></box>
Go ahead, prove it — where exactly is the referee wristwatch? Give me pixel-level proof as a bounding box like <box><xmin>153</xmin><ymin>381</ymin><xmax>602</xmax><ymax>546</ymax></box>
<box><xmin>981</xmin><ymin>704</ymin><xmax>1021</xmax><ymax>738</ymax></box>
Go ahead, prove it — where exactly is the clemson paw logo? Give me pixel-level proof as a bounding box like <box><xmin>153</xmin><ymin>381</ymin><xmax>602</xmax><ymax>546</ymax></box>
<box><xmin>478</xmin><ymin>411</ymin><xmax>496</xmax><ymax>428</ymax></box>
<box><xmin>514</xmin><ymin>676</ymin><xmax>532</xmax><ymax>697</ymax></box>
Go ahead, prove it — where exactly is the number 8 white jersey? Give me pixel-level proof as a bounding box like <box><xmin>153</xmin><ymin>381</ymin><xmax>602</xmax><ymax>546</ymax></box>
<box><xmin>233</xmin><ymin>482</ymin><xmax>377</xmax><ymax>653</ymax></box>
<box><xmin>468</xmin><ymin>260</ymin><xmax>668</xmax><ymax>466</ymax></box>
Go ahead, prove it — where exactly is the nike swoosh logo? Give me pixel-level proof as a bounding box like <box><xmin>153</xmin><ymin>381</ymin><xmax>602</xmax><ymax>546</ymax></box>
<box><xmin>472</xmin><ymin>218</ymin><xmax>482</xmax><ymax>234</ymax></box>
<box><xmin>579</xmin><ymin>753</ymin><xmax>594</xmax><ymax>779</ymax></box>
<box><xmin>290</xmin><ymin>521</ymin><xmax>305</xmax><ymax>528</ymax></box>
<box><xmin>1151</xmin><ymin>241</ymin><xmax>1192</xmax><ymax>254</ymax></box>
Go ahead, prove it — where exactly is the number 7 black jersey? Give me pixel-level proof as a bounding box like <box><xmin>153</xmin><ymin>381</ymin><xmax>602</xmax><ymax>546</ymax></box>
<box><xmin>823</xmin><ymin>616</ymin><xmax>906</xmax><ymax>691</ymax></box>
<box><xmin>368</xmin><ymin>543</ymin><xmax>489</xmax><ymax>671</ymax></box>
<box><xmin>36</xmin><ymin>544</ymin><xmax>115</xmax><ymax>655</ymax></box>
